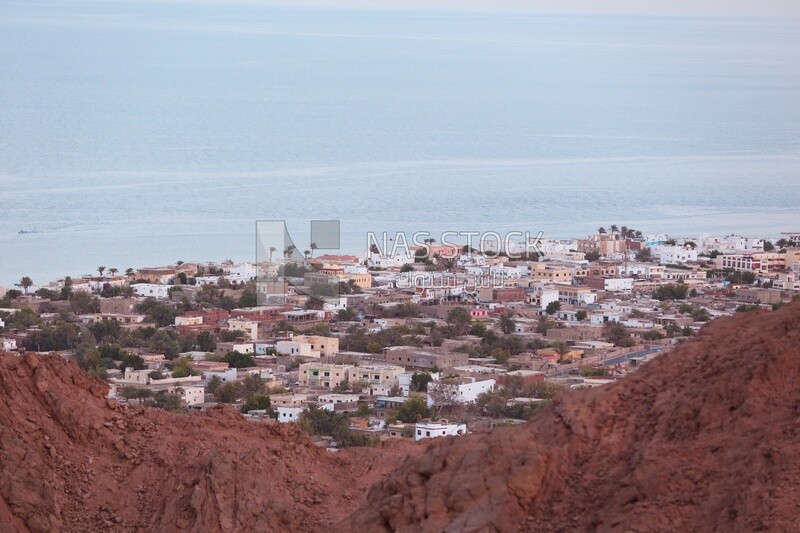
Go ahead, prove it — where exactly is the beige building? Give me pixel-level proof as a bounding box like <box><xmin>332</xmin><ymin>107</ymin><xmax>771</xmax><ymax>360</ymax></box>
<box><xmin>346</xmin><ymin>364</ymin><xmax>405</xmax><ymax>387</ymax></box>
<box><xmin>275</xmin><ymin>335</ymin><xmax>339</xmax><ymax>358</ymax></box>
<box><xmin>715</xmin><ymin>253</ymin><xmax>785</xmax><ymax>273</ymax></box>
<box><xmin>383</xmin><ymin>346</ymin><xmax>468</xmax><ymax>370</ymax></box>
<box><xmin>298</xmin><ymin>363</ymin><xmax>354</xmax><ymax>388</ymax></box>
<box><xmin>528</xmin><ymin>263</ymin><xmax>574</xmax><ymax>284</ymax></box>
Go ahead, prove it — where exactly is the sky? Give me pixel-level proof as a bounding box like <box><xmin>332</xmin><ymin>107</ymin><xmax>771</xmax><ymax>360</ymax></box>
<box><xmin>132</xmin><ymin>0</ymin><xmax>800</xmax><ymax>18</ymax></box>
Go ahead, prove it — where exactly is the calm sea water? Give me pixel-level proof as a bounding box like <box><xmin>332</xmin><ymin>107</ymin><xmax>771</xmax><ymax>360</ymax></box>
<box><xmin>1</xmin><ymin>2</ymin><xmax>800</xmax><ymax>285</ymax></box>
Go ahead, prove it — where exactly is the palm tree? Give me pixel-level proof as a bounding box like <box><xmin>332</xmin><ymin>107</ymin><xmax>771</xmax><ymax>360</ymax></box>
<box><xmin>597</xmin><ymin>227</ymin><xmax>606</xmax><ymax>235</ymax></box>
<box><xmin>304</xmin><ymin>249</ymin><xmax>311</xmax><ymax>259</ymax></box>
<box><xmin>610</xmin><ymin>225</ymin><xmax>619</xmax><ymax>235</ymax></box>
<box><xmin>109</xmin><ymin>268</ymin><xmax>118</xmax><ymax>277</ymax></box>
<box><xmin>269</xmin><ymin>246</ymin><xmax>277</xmax><ymax>262</ymax></box>
<box><xmin>97</xmin><ymin>266</ymin><xmax>106</xmax><ymax>277</ymax></box>
<box><xmin>635</xmin><ymin>230</ymin><xmax>643</xmax><ymax>238</ymax></box>
<box><xmin>19</xmin><ymin>276</ymin><xmax>33</xmax><ymax>294</ymax></box>
<box><xmin>125</xmin><ymin>268</ymin><xmax>135</xmax><ymax>277</ymax></box>
<box><xmin>620</xmin><ymin>226</ymin><xmax>628</xmax><ymax>239</ymax></box>
<box><xmin>309</xmin><ymin>242</ymin><xmax>318</xmax><ymax>257</ymax></box>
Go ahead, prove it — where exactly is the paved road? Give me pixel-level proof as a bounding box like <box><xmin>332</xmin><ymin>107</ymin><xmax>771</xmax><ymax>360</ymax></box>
<box><xmin>600</xmin><ymin>346</ymin><xmax>665</xmax><ymax>367</ymax></box>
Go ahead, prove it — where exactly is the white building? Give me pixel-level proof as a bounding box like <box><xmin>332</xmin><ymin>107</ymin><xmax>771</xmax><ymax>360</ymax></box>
<box><xmin>366</xmin><ymin>252</ymin><xmax>414</xmax><ymax>269</ymax></box>
<box><xmin>528</xmin><ymin>285</ymin><xmax>560</xmax><ymax>309</ymax></box>
<box><xmin>600</xmin><ymin>278</ymin><xmax>634</xmax><ymax>292</ymax></box>
<box><xmin>656</xmin><ymin>245</ymin><xmax>698</xmax><ymax>265</ymax></box>
<box><xmin>182</xmin><ymin>385</ymin><xmax>205</xmax><ymax>406</ymax></box>
<box><xmin>1</xmin><ymin>337</ymin><xmax>17</xmax><ymax>351</ymax></box>
<box><xmin>277</xmin><ymin>403</ymin><xmax>334</xmax><ymax>423</ymax></box>
<box><xmin>698</xmin><ymin>235</ymin><xmax>764</xmax><ymax>254</ymax></box>
<box><xmin>131</xmin><ymin>283</ymin><xmax>170</xmax><ymax>299</ymax></box>
<box><xmin>205</xmin><ymin>368</ymin><xmax>237</xmax><ymax>383</ymax></box>
<box><xmin>277</xmin><ymin>406</ymin><xmax>304</xmax><ymax>423</ymax></box>
<box><xmin>317</xmin><ymin>393</ymin><xmax>360</xmax><ymax>405</ymax></box>
<box><xmin>591</xmin><ymin>313</ymin><xmax>622</xmax><ymax>325</ymax></box>
<box><xmin>427</xmin><ymin>377</ymin><xmax>495</xmax><ymax>407</ymax></box>
<box><xmin>414</xmin><ymin>422</ymin><xmax>467</xmax><ymax>441</ymax></box>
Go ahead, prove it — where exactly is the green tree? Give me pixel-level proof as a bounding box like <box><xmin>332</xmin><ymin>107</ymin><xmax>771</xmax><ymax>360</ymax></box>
<box><xmin>70</xmin><ymin>291</ymin><xmax>100</xmax><ymax>313</ymax></box>
<box><xmin>196</xmin><ymin>330</ymin><xmax>216</xmax><ymax>352</ymax></box>
<box><xmin>395</xmin><ymin>395</ymin><xmax>430</xmax><ymax>423</ymax></box>
<box><xmin>214</xmin><ymin>381</ymin><xmax>241</xmax><ymax>403</ymax></box>
<box><xmin>18</xmin><ymin>276</ymin><xmax>33</xmax><ymax>294</ymax></box>
<box><xmin>410</xmin><ymin>372</ymin><xmax>433</xmax><ymax>393</ymax></box>
<box><xmin>499</xmin><ymin>312</ymin><xmax>517</xmax><ymax>334</ymax></box>
<box><xmin>136</xmin><ymin>298</ymin><xmax>178</xmax><ymax>327</ymax></box>
<box><xmin>170</xmin><ymin>357</ymin><xmax>198</xmax><ymax>378</ymax></box>
<box><xmin>240</xmin><ymin>394</ymin><xmax>272</xmax><ymax>414</ymax></box>
<box><xmin>446</xmin><ymin>307</ymin><xmax>472</xmax><ymax>335</ymax></box>
<box><xmin>584</xmin><ymin>250</ymin><xmax>601</xmax><ymax>262</ymax></box>
<box><xmin>603</xmin><ymin>322</ymin><xmax>635</xmax><ymax>347</ymax></box>
<box><xmin>635</xmin><ymin>248</ymin><xmax>652</xmax><ymax>262</ymax></box>
<box><xmin>652</xmin><ymin>283</ymin><xmax>689</xmax><ymax>301</ymax></box>
<box><xmin>336</xmin><ymin>308</ymin><xmax>358</xmax><ymax>322</ymax></box>
<box><xmin>206</xmin><ymin>375</ymin><xmax>223</xmax><ymax>394</ymax></box>
<box><xmin>545</xmin><ymin>301</ymin><xmax>561</xmax><ymax>315</ymax></box>
<box><xmin>119</xmin><ymin>353</ymin><xmax>145</xmax><ymax>370</ymax></box>
<box><xmin>575</xmin><ymin>310</ymin><xmax>587</xmax><ymax>322</ymax></box>
<box><xmin>223</xmin><ymin>350</ymin><xmax>256</xmax><ymax>369</ymax></box>
<box><xmin>152</xmin><ymin>390</ymin><xmax>184</xmax><ymax>412</ymax></box>
<box><xmin>120</xmin><ymin>386</ymin><xmax>152</xmax><ymax>405</ymax></box>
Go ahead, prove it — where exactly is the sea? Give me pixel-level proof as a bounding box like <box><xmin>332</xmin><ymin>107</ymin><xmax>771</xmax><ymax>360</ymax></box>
<box><xmin>1</xmin><ymin>1</ymin><xmax>800</xmax><ymax>286</ymax></box>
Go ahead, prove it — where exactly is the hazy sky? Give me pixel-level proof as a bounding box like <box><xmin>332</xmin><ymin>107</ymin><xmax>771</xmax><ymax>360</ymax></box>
<box><xmin>151</xmin><ymin>0</ymin><xmax>800</xmax><ymax>18</ymax></box>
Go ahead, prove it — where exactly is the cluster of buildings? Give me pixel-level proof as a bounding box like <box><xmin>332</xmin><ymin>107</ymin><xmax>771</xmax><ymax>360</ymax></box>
<box><xmin>2</xmin><ymin>230</ymin><xmax>799</xmax><ymax>444</ymax></box>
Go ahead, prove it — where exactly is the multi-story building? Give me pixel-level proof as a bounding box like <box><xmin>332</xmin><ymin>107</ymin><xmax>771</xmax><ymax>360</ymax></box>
<box><xmin>383</xmin><ymin>346</ymin><xmax>468</xmax><ymax>370</ymax></box>
<box><xmin>427</xmin><ymin>377</ymin><xmax>495</xmax><ymax>406</ymax></box>
<box><xmin>557</xmin><ymin>286</ymin><xmax>597</xmax><ymax>305</ymax></box>
<box><xmin>346</xmin><ymin>363</ymin><xmax>405</xmax><ymax>387</ymax></box>
<box><xmin>654</xmin><ymin>245</ymin><xmax>698</xmax><ymax>265</ymax></box>
<box><xmin>715</xmin><ymin>253</ymin><xmax>785</xmax><ymax>273</ymax></box>
<box><xmin>131</xmin><ymin>284</ymin><xmax>170</xmax><ymax>299</ymax></box>
<box><xmin>275</xmin><ymin>335</ymin><xmax>339</xmax><ymax>358</ymax></box>
<box><xmin>99</xmin><ymin>297</ymin><xmax>139</xmax><ymax>315</ymax></box>
<box><xmin>298</xmin><ymin>363</ymin><xmax>353</xmax><ymax>388</ymax></box>
<box><xmin>134</xmin><ymin>267</ymin><xmax>176</xmax><ymax>285</ymax></box>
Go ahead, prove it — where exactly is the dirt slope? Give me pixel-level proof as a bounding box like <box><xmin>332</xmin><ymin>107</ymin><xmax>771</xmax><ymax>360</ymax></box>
<box><xmin>3</xmin><ymin>301</ymin><xmax>800</xmax><ymax>532</ymax></box>
<box><xmin>345</xmin><ymin>301</ymin><xmax>800</xmax><ymax>532</ymax></box>
<box><xmin>0</xmin><ymin>353</ymin><xmax>418</xmax><ymax>532</ymax></box>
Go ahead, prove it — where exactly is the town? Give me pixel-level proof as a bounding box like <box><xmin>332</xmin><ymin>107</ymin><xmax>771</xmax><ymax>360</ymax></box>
<box><xmin>2</xmin><ymin>227</ymin><xmax>799</xmax><ymax>448</ymax></box>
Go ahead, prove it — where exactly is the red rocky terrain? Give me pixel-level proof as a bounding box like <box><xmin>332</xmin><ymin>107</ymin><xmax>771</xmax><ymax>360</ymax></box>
<box><xmin>3</xmin><ymin>300</ymin><xmax>800</xmax><ymax>532</ymax></box>
<box><xmin>345</xmin><ymin>300</ymin><xmax>800</xmax><ymax>531</ymax></box>
<box><xmin>0</xmin><ymin>353</ymin><xmax>419</xmax><ymax>532</ymax></box>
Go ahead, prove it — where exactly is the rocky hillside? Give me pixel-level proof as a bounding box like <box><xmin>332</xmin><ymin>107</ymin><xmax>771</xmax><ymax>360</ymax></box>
<box><xmin>3</xmin><ymin>301</ymin><xmax>800</xmax><ymax>532</ymax></box>
<box><xmin>346</xmin><ymin>301</ymin><xmax>800</xmax><ymax>531</ymax></box>
<box><xmin>0</xmin><ymin>353</ymin><xmax>418</xmax><ymax>532</ymax></box>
